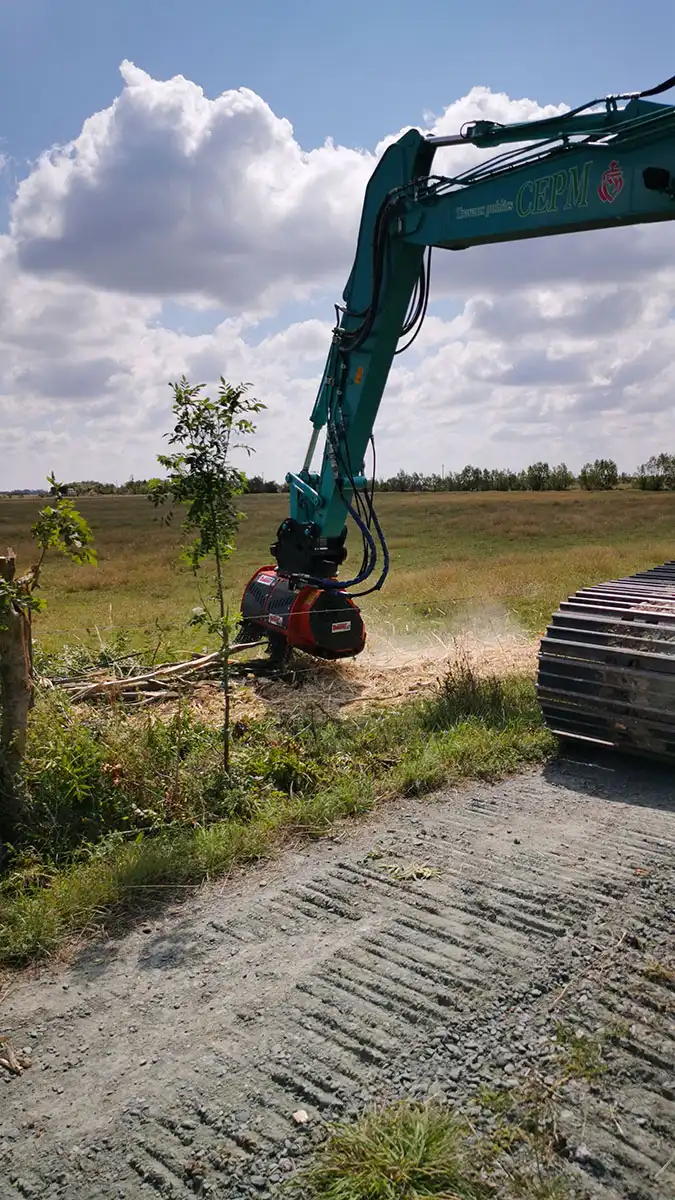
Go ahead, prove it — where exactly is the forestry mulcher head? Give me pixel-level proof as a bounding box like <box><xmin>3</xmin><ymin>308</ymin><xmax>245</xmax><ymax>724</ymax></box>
<box><xmin>537</xmin><ymin>560</ymin><xmax>675</xmax><ymax>763</ymax></box>
<box><xmin>240</xmin><ymin>566</ymin><xmax>366</xmax><ymax>659</ymax></box>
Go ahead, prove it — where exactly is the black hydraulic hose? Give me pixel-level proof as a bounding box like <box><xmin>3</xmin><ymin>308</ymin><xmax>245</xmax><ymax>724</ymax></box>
<box><xmin>340</xmin><ymin>191</ymin><xmax>400</xmax><ymax>350</ymax></box>
<box><xmin>629</xmin><ymin>71</ymin><xmax>675</xmax><ymax>99</ymax></box>
<box><xmin>303</xmin><ymin>493</ymin><xmax>378</xmax><ymax>592</ymax></box>
<box><xmin>395</xmin><ymin>247</ymin><xmax>432</xmax><ymax>355</ymax></box>
<box><xmin>347</xmin><ymin>490</ymin><xmax>390</xmax><ymax>598</ymax></box>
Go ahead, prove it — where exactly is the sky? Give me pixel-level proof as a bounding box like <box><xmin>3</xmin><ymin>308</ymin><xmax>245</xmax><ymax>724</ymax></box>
<box><xmin>3</xmin><ymin>0</ymin><xmax>675</xmax><ymax>488</ymax></box>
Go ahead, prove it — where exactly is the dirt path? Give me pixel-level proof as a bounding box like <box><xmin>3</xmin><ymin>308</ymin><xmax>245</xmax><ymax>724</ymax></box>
<box><xmin>2</xmin><ymin>753</ymin><xmax>674</xmax><ymax>1199</ymax></box>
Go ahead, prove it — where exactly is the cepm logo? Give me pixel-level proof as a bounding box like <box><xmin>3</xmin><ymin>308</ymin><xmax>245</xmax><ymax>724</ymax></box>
<box><xmin>598</xmin><ymin>161</ymin><xmax>625</xmax><ymax>204</ymax></box>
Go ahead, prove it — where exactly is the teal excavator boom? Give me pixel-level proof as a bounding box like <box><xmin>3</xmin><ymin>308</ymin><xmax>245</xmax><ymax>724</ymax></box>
<box><xmin>240</xmin><ymin>75</ymin><xmax>675</xmax><ymax>761</ymax></box>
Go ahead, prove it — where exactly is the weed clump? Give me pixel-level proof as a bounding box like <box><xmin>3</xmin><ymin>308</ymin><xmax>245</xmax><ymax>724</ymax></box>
<box><xmin>292</xmin><ymin>1087</ymin><xmax>585</xmax><ymax>1199</ymax></box>
<box><xmin>552</xmin><ymin>1023</ymin><xmax>607</xmax><ymax>1083</ymax></box>
<box><xmin>643</xmin><ymin>958</ymin><xmax>675</xmax><ymax>987</ymax></box>
<box><xmin>421</xmin><ymin>654</ymin><xmax>539</xmax><ymax>732</ymax></box>
<box><xmin>295</xmin><ymin>1099</ymin><xmax>489</xmax><ymax>1199</ymax></box>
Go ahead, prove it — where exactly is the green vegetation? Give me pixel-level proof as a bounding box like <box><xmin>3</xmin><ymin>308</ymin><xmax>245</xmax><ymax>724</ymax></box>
<box><xmin>294</xmin><ymin>1100</ymin><xmax>489</xmax><ymax>1200</ymax></box>
<box><xmin>1</xmin><ymin>477</ymin><xmax>97</xmax><ymax>817</ymax></box>
<box><xmin>0</xmin><ymin>664</ymin><xmax>553</xmax><ymax>965</ymax></box>
<box><xmin>17</xmin><ymin>448</ymin><xmax>675</xmax><ymax>495</ymax></box>
<box><xmin>290</xmin><ymin>1094</ymin><xmax>572</xmax><ymax>1200</ymax></box>
<box><xmin>635</xmin><ymin>451</ymin><xmax>675</xmax><ymax>490</ymax></box>
<box><xmin>577</xmin><ymin>458</ymin><xmax>618</xmax><ymax>491</ymax></box>
<box><xmin>149</xmin><ymin>374</ymin><xmax>265</xmax><ymax>772</ymax></box>
<box><xmin>552</xmin><ymin>1023</ymin><xmax>607</xmax><ymax>1083</ymax></box>
<box><xmin>2</xmin><ymin>488</ymin><xmax>675</xmax><ymax>653</ymax></box>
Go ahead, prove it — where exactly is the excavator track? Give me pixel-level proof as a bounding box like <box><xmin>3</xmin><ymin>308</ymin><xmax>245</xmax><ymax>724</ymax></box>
<box><xmin>537</xmin><ymin>560</ymin><xmax>675</xmax><ymax>763</ymax></box>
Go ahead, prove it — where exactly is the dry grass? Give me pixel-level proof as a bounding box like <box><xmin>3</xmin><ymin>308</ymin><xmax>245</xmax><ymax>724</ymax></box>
<box><xmin>3</xmin><ymin>489</ymin><xmax>675</xmax><ymax>659</ymax></box>
<box><xmin>203</xmin><ymin>629</ymin><xmax>539</xmax><ymax>725</ymax></box>
<box><xmin>643</xmin><ymin>958</ymin><xmax>675</xmax><ymax>987</ymax></box>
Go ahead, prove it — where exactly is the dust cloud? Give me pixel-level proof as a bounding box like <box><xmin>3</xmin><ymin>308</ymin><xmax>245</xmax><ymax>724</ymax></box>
<box><xmin>229</xmin><ymin>603</ymin><xmax>540</xmax><ymax>720</ymax></box>
<box><xmin>137</xmin><ymin>605</ymin><xmax>540</xmax><ymax>725</ymax></box>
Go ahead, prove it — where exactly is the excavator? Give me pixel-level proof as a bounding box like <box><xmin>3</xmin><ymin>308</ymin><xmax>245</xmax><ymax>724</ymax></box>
<box><xmin>238</xmin><ymin>73</ymin><xmax>675</xmax><ymax>763</ymax></box>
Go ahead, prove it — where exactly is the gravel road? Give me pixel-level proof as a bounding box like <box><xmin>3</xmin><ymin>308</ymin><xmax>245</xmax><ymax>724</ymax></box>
<box><xmin>2</xmin><ymin>752</ymin><xmax>674</xmax><ymax>1199</ymax></box>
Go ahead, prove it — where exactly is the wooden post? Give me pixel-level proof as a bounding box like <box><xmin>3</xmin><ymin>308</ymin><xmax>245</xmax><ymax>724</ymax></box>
<box><xmin>0</xmin><ymin>549</ymin><xmax>34</xmax><ymax>827</ymax></box>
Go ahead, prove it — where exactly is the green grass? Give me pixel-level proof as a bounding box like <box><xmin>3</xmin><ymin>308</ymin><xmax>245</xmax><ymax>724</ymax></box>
<box><xmin>292</xmin><ymin>1100</ymin><xmax>490</xmax><ymax>1200</ymax></box>
<box><xmin>3</xmin><ymin>489</ymin><xmax>675</xmax><ymax>651</ymax></box>
<box><xmin>0</xmin><ymin>665</ymin><xmax>554</xmax><ymax>966</ymax></box>
<box><xmin>552</xmin><ymin>1023</ymin><xmax>607</xmax><ymax>1083</ymax></box>
<box><xmin>289</xmin><ymin>1096</ymin><xmax>573</xmax><ymax>1200</ymax></box>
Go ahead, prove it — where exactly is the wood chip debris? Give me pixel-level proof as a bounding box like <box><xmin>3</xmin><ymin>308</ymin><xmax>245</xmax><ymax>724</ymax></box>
<box><xmin>46</xmin><ymin>628</ymin><xmax>539</xmax><ymax>720</ymax></box>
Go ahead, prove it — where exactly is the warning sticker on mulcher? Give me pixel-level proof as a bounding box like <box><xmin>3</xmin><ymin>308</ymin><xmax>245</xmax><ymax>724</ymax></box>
<box><xmin>331</xmin><ymin>620</ymin><xmax>352</xmax><ymax>633</ymax></box>
<box><xmin>257</xmin><ymin>573</ymin><xmax>276</xmax><ymax>587</ymax></box>
<box><xmin>267</xmin><ymin>614</ymin><xmax>283</xmax><ymax>626</ymax></box>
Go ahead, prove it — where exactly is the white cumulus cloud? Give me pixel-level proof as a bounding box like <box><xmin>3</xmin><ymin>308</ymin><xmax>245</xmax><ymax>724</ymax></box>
<box><xmin>11</xmin><ymin>60</ymin><xmax>373</xmax><ymax>309</ymax></box>
<box><xmin>3</xmin><ymin>63</ymin><xmax>675</xmax><ymax>492</ymax></box>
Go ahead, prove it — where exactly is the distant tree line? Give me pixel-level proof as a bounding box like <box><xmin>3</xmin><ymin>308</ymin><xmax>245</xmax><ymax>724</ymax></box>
<box><xmin>0</xmin><ymin>474</ymin><xmax>290</xmax><ymax>499</ymax></box>
<box><xmin>376</xmin><ymin>458</ymin><xmax>623</xmax><ymax>492</ymax></box>
<box><xmin>0</xmin><ymin>478</ymin><xmax>163</xmax><ymax>498</ymax></box>
<box><xmin>5</xmin><ymin>455</ymin><xmax>675</xmax><ymax>497</ymax></box>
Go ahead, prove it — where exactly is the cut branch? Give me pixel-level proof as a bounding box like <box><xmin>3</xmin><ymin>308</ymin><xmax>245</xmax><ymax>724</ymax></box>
<box><xmin>55</xmin><ymin>642</ymin><xmax>266</xmax><ymax>704</ymax></box>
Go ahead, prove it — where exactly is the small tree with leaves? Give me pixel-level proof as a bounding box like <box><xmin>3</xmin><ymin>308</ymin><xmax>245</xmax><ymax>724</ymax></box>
<box><xmin>525</xmin><ymin>461</ymin><xmax>551</xmax><ymax>492</ymax></box>
<box><xmin>0</xmin><ymin>475</ymin><xmax>96</xmax><ymax>830</ymax></box>
<box><xmin>549</xmin><ymin>462</ymin><xmax>576</xmax><ymax>491</ymax></box>
<box><xmin>635</xmin><ymin>452</ymin><xmax>675</xmax><ymax>491</ymax></box>
<box><xmin>149</xmin><ymin>376</ymin><xmax>265</xmax><ymax>773</ymax></box>
<box><xmin>579</xmin><ymin>458</ymin><xmax>618</xmax><ymax>490</ymax></box>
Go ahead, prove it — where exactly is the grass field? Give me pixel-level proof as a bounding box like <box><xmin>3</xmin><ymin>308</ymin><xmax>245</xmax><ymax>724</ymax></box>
<box><xmin>2</xmin><ymin>489</ymin><xmax>675</xmax><ymax>654</ymax></box>
<box><xmin>7</xmin><ymin>485</ymin><xmax>673</xmax><ymax>964</ymax></box>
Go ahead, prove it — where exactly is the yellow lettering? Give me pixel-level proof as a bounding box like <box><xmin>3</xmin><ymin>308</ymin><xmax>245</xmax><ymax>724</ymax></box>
<box><xmin>516</xmin><ymin>179</ymin><xmax>534</xmax><ymax>217</ymax></box>
<box><xmin>534</xmin><ymin>177</ymin><xmax>550</xmax><ymax>214</ymax></box>
<box><xmin>548</xmin><ymin>171</ymin><xmax>568</xmax><ymax>212</ymax></box>
<box><xmin>564</xmin><ymin>161</ymin><xmax>592</xmax><ymax>210</ymax></box>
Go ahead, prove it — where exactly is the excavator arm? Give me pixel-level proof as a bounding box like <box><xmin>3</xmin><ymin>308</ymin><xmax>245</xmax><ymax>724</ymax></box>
<box><xmin>275</xmin><ymin>92</ymin><xmax>675</xmax><ymax>572</ymax></box>
<box><xmin>241</xmin><ymin>81</ymin><xmax>675</xmax><ymax>760</ymax></box>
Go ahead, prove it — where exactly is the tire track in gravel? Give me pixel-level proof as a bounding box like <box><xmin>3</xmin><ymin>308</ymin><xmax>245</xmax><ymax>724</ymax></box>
<box><xmin>1</xmin><ymin>754</ymin><xmax>674</xmax><ymax>1199</ymax></box>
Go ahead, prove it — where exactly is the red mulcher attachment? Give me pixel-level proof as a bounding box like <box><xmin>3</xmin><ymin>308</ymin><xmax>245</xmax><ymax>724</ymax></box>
<box><xmin>240</xmin><ymin>566</ymin><xmax>366</xmax><ymax>659</ymax></box>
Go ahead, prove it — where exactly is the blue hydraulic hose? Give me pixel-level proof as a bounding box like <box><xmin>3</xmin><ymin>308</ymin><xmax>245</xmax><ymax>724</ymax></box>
<box><xmin>306</xmin><ymin>493</ymin><xmax>378</xmax><ymax>592</ymax></box>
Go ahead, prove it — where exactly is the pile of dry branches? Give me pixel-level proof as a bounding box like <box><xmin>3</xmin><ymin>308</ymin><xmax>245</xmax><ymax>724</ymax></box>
<box><xmin>45</xmin><ymin>642</ymin><xmax>265</xmax><ymax>706</ymax></box>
